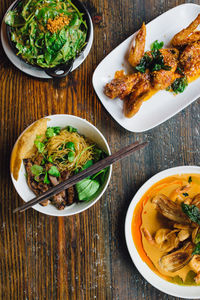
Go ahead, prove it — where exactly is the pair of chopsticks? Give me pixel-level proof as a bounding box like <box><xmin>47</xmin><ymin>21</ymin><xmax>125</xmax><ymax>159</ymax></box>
<box><xmin>13</xmin><ymin>141</ymin><xmax>147</xmax><ymax>213</ymax></box>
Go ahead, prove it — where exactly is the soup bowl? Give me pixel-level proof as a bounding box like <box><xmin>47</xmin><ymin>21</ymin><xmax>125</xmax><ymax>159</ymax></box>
<box><xmin>125</xmin><ymin>166</ymin><xmax>200</xmax><ymax>298</ymax></box>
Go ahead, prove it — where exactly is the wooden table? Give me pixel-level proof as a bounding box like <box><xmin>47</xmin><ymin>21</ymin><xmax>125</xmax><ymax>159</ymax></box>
<box><xmin>1</xmin><ymin>0</ymin><xmax>200</xmax><ymax>299</ymax></box>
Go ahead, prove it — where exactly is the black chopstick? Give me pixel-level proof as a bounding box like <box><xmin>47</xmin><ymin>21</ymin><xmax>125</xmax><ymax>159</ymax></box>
<box><xmin>13</xmin><ymin>141</ymin><xmax>148</xmax><ymax>213</ymax></box>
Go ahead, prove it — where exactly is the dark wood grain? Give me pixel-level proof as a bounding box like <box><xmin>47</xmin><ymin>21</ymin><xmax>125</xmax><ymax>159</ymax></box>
<box><xmin>0</xmin><ymin>0</ymin><xmax>200</xmax><ymax>299</ymax></box>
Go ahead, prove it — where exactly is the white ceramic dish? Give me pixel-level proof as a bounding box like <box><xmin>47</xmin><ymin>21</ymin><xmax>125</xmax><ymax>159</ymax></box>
<box><xmin>10</xmin><ymin>115</ymin><xmax>112</xmax><ymax>216</ymax></box>
<box><xmin>125</xmin><ymin>166</ymin><xmax>200</xmax><ymax>298</ymax></box>
<box><xmin>1</xmin><ymin>1</ymin><xmax>93</xmax><ymax>79</ymax></box>
<box><xmin>93</xmin><ymin>4</ymin><xmax>200</xmax><ymax>132</ymax></box>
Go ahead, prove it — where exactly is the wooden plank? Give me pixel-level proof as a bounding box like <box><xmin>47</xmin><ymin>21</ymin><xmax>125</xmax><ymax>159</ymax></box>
<box><xmin>0</xmin><ymin>0</ymin><xmax>200</xmax><ymax>299</ymax></box>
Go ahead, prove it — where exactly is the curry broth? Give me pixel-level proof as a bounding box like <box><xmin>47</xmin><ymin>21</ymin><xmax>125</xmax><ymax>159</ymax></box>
<box><xmin>132</xmin><ymin>174</ymin><xmax>200</xmax><ymax>285</ymax></box>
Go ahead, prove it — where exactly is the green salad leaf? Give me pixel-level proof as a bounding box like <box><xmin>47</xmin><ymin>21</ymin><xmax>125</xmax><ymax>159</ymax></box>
<box><xmin>5</xmin><ymin>0</ymin><xmax>87</xmax><ymax>68</ymax></box>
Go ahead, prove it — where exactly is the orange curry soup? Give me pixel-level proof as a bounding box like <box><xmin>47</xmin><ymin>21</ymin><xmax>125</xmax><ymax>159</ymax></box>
<box><xmin>132</xmin><ymin>173</ymin><xmax>200</xmax><ymax>285</ymax></box>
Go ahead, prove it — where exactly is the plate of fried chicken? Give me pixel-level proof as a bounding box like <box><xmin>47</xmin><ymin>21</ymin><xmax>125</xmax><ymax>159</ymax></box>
<box><xmin>93</xmin><ymin>4</ymin><xmax>200</xmax><ymax>132</ymax></box>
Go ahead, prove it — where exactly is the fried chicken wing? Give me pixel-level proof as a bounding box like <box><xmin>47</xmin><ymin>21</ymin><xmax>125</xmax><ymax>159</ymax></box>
<box><xmin>151</xmin><ymin>48</ymin><xmax>180</xmax><ymax>90</ymax></box>
<box><xmin>179</xmin><ymin>41</ymin><xmax>200</xmax><ymax>80</ymax></box>
<box><xmin>104</xmin><ymin>73</ymin><xmax>142</xmax><ymax>99</ymax></box>
<box><xmin>124</xmin><ymin>73</ymin><xmax>151</xmax><ymax>118</ymax></box>
<box><xmin>128</xmin><ymin>23</ymin><xmax>146</xmax><ymax>67</ymax></box>
<box><xmin>171</xmin><ymin>14</ymin><xmax>200</xmax><ymax>47</ymax></box>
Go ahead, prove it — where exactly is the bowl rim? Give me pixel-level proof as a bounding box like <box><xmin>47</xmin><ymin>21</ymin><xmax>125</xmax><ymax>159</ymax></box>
<box><xmin>125</xmin><ymin>165</ymin><xmax>200</xmax><ymax>299</ymax></box>
<box><xmin>5</xmin><ymin>0</ymin><xmax>92</xmax><ymax>77</ymax></box>
<box><xmin>10</xmin><ymin>114</ymin><xmax>112</xmax><ymax>216</ymax></box>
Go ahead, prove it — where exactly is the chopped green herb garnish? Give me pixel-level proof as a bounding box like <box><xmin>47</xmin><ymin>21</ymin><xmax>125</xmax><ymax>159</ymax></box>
<box><xmin>135</xmin><ymin>53</ymin><xmax>152</xmax><ymax>73</ymax></box>
<box><xmin>135</xmin><ymin>48</ymin><xmax>171</xmax><ymax>74</ymax></box>
<box><xmin>48</xmin><ymin>166</ymin><xmax>60</xmax><ymax>177</ymax></box>
<box><xmin>171</xmin><ymin>77</ymin><xmax>188</xmax><ymax>94</ymax></box>
<box><xmin>81</xmin><ymin>160</ymin><xmax>93</xmax><ymax>170</ymax></box>
<box><xmin>176</xmin><ymin>67</ymin><xmax>185</xmax><ymax>76</ymax></box>
<box><xmin>188</xmin><ymin>176</ymin><xmax>192</xmax><ymax>184</ymax></box>
<box><xmin>31</xmin><ymin>164</ymin><xmax>43</xmax><ymax>181</ymax></box>
<box><xmin>66</xmin><ymin>142</ymin><xmax>75</xmax><ymax>151</ymax></box>
<box><xmin>181</xmin><ymin>203</ymin><xmax>200</xmax><ymax>225</ymax></box>
<box><xmin>150</xmin><ymin>40</ymin><xmax>164</xmax><ymax>51</ymax></box>
<box><xmin>44</xmin><ymin>172</ymin><xmax>50</xmax><ymax>184</ymax></box>
<box><xmin>66</xmin><ymin>126</ymin><xmax>77</xmax><ymax>133</ymax></box>
<box><xmin>183</xmin><ymin>193</ymin><xmax>189</xmax><ymax>197</ymax></box>
<box><xmin>68</xmin><ymin>151</ymin><xmax>75</xmax><ymax>162</ymax></box>
<box><xmin>48</xmin><ymin>156</ymin><xmax>53</xmax><ymax>163</ymax></box>
<box><xmin>41</xmin><ymin>158</ymin><xmax>46</xmax><ymax>165</ymax></box>
<box><xmin>46</xmin><ymin>127</ymin><xmax>61</xmax><ymax>138</ymax></box>
<box><xmin>34</xmin><ymin>139</ymin><xmax>45</xmax><ymax>153</ymax></box>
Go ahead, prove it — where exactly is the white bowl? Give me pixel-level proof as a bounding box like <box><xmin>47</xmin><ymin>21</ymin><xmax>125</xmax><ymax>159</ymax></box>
<box><xmin>11</xmin><ymin>114</ymin><xmax>112</xmax><ymax>216</ymax></box>
<box><xmin>125</xmin><ymin>166</ymin><xmax>200</xmax><ymax>299</ymax></box>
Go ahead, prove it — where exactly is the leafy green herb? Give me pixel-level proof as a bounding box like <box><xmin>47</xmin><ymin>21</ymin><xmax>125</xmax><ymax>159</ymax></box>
<box><xmin>188</xmin><ymin>176</ymin><xmax>192</xmax><ymax>184</ymax></box>
<box><xmin>66</xmin><ymin>126</ymin><xmax>77</xmax><ymax>133</ymax></box>
<box><xmin>150</xmin><ymin>40</ymin><xmax>164</xmax><ymax>51</ymax></box>
<box><xmin>181</xmin><ymin>203</ymin><xmax>200</xmax><ymax>225</ymax></box>
<box><xmin>177</xmin><ymin>67</ymin><xmax>185</xmax><ymax>76</ymax></box>
<box><xmin>171</xmin><ymin>77</ymin><xmax>188</xmax><ymax>94</ymax></box>
<box><xmin>183</xmin><ymin>193</ymin><xmax>189</xmax><ymax>197</ymax></box>
<box><xmin>34</xmin><ymin>135</ymin><xmax>45</xmax><ymax>153</ymax></box>
<box><xmin>135</xmin><ymin>49</ymin><xmax>171</xmax><ymax>74</ymax></box>
<box><xmin>66</xmin><ymin>142</ymin><xmax>75</xmax><ymax>151</ymax></box>
<box><xmin>31</xmin><ymin>164</ymin><xmax>43</xmax><ymax>181</ymax></box>
<box><xmin>48</xmin><ymin>156</ymin><xmax>53</xmax><ymax>163</ymax></box>
<box><xmin>93</xmin><ymin>147</ymin><xmax>107</xmax><ymax>162</ymax></box>
<box><xmin>34</xmin><ymin>140</ymin><xmax>45</xmax><ymax>153</ymax></box>
<box><xmin>41</xmin><ymin>158</ymin><xmax>46</xmax><ymax>165</ymax></box>
<box><xmin>81</xmin><ymin>160</ymin><xmax>93</xmax><ymax>170</ymax></box>
<box><xmin>68</xmin><ymin>151</ymin><xmax>75</xmax><ymax>162</ymax></box>
<box><xmin>193</xmin><ymin>242</ymin><xmax>200</xmax><ymax>255</ymax></box>
<box><xmin>195</xmin><ymin>233</ymin><xmax>200</xmax><ymax>244</ymax></box>
<box><xmin>92</xmin><ymin>168</ymin><xmax>108</xmax><ymax>183</ymax></box>
<box><xmin>76</xmin><ymin>178</ymin><xmax>100</xmax><ymax>201</ymax></box>
<box><xmin>48</xmin><ymin>166</ymin><xmax>60</xmax><ymax>177</ymax></box>
<box><xmin>135</xmin><ymin>53</ymin><xmax>152</xmax><ymax>73</ymax></box>
<box><xmin>44</xmin><ymin>172</ymin><xmax>50</xmax><ymax>184</ymax></box>
<box><xmin>151</xmin><ymin>40</ymin><xmax>164</xmax><ymax>51</ymax></box>
<box><xmin>46</xmin><ymin>127</ymin><xmax>61</xmax><ymax>138</ymax></box>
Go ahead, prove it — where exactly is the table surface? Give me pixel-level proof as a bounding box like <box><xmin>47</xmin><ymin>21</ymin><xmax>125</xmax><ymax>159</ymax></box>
<box><xmin>1</xmin><ymin>0</ymin><xmax>200</xmax><ymax>299</ymax></box>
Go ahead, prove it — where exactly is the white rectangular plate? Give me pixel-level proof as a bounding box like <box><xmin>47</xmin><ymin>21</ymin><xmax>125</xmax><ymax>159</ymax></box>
<box><xmin>92</xmin><ymin>4</ymin><xmax>200</xmax><ymax>132</ymax></box>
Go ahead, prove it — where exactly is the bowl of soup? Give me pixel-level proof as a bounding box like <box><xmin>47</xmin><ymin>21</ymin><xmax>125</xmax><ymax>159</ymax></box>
<box><xmin>125</xmin><ymin>166</ymin><xmax>200</xmax><ymax>298</ymax></box>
